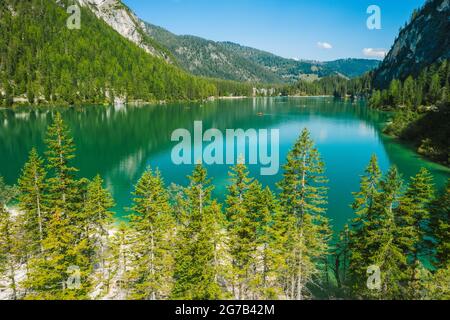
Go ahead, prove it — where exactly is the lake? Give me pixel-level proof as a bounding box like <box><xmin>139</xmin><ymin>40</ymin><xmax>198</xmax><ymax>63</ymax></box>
<box><xmin>0</xmin><ymin>97</ymin><xmax>448</xmax><ymax>231</ymax></box>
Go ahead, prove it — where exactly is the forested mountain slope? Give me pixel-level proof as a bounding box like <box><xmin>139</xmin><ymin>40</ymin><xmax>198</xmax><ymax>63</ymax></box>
<box><xmin>373</xmin><ymin>0</ymin><xmax>450</xmax><ymax>88</ymax></box>
<box><xmin>142</xmin><ymin>23</ymin><xmax>282</xmax><ymax>83</ymax></box>
<box><xmin>0</xmin><ymin>0</ymin><xmax>250</xmax><ymax>106</ymax></box>
<box><xmin>77</xmin><ymin>0</ymin><xmax>173</xmax><ymax>62</ymax></box>
<box><xmin>369</xmin><ymin>0</ymin><xmax>450</xmax><ymax>165</ymax></box>
<box><xmin>220</xmin><ymin>42</ymin><xmax>380</xmax><ymax>81</ymax></box>
<box><xmin>144</xmin><ymin>23</ymin><xmax>380</xmax><ymax>83</ymax></box>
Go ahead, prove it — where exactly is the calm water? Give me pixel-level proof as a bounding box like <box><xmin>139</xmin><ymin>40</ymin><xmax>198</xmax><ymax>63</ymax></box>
<box><xmin>0</xmin><ymin>97</ymin><xmax>448</xmax><ymax>230</ymax></box>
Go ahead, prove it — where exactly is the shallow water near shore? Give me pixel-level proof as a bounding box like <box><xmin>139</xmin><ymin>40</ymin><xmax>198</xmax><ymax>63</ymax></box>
<box><xmin>0</xmin><ymin>97</ymin><xmax>448</xmax><ymax>231</ymax></box>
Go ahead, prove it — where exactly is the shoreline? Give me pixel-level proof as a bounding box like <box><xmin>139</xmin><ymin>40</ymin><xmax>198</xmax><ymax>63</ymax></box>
<box><xmin>287</xmin><ymin>95</ymin><xmax>334</xmax><ymax>98</ymax></box>
<box><xmin>0</xmin><ymin>95</ymin><xmax>342</xmax><ymax>109</ymax></box>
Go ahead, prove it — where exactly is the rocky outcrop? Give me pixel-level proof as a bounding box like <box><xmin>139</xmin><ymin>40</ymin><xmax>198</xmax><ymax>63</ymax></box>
<box><xmin>77</xmin><ymin>0</ymin><xmax>171</xmax><ymax>62</ymax></box>
<box><xmin>373</xmin><ymin>0</ymin><xmax>450</xmax><ymax>88</ymax></box>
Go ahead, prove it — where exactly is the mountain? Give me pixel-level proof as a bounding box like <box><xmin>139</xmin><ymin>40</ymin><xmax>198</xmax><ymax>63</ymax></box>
<box><xmin>143</xmin><ymin>23</ymin><xmax>380</xmax><ymax>83</ymax></box>
<box><xmin>220</xmin><ymin>42</ymin><xmax>380</xmax><ymax>81</ymax></box>
<box><xmin>369</xmin><ymin>0</ymin><xmax>450</xmax><ymax>165</ymax></box>
<box><xmin>373</xmin><ymin>0</ymin><xmax>450</xmax><ymax>88</ymax></box>
<box><xmin>77</xmin><ymin>0</ymin><xmax>172</xmax><ymax>62</ymax></box>
<box><xmin>77</xmin><ymin>0</ymin><xmax>379</xmax><ymax>84</ymax></box>
<box><xmin>0</xmin><ymin>0</ymin><xmax>251</xmax><ymax>107</ymax></box>
<box><xmin>142</xmin><ymin>23</ymin><xmax>282</xmax><ymax>83</ymax></box>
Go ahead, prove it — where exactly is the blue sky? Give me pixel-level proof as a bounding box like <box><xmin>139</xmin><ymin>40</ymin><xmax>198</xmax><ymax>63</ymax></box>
<box><xmin>123</xmin><ymin>0</ymin><xmax>425</xmax><ymax>61</ymax></box>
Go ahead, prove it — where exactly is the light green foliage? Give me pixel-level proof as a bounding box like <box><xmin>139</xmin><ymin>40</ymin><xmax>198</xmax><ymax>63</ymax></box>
<box><xmin>278</xmin><ymin>128</ymin><xmax>331</xmax><ymax>300</ymax></box>
<box><xmin>430</xmin><ymin>181</ymin><xmax>450</xmax><ymax>269</ymax></box>
<box><xmin>127</xmin><ymin>168</ymin><xmax>175</xmax><ymax>300</ymax></box>
<box><xmin>17</xmin><ymin>148</ymin><xmax>48</xmax><ymax>254</ymax></box>
<box><xmin>82</xmin><ymin>175</ymin><xmax>115</xmax><ymax>269</ymax></box>
<box><xmin>45</xmin><ymin>112</ymin><xmax>78</xmax><ymax>214</ymax></box>
<box><xmin>24</xmin><ymin>208</ymin><xmax>92</xmax><ymax>300</ymax></box>
<box><xmin>0</xmin><ymin>177</ymin><xmax>19</xmax><ymax>300</ymax></box>
<box><xmin>346</xmin><ymin>159</ymin><xmax>448</xmax><ymax>300</ymax></box>
<box><xmin>0</xmin><ymin>0</ymin><xmax>252</xmax><ymax>106</ymax></box>
<box><xmin>171</xmin><ymin>164</ymin><xmax>223</xmax><ymax>300</ymax></box>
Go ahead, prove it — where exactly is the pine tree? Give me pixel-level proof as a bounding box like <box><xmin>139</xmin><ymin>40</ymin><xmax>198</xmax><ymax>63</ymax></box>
<box><xmin>225</xmin><ymin>163</ymin><xmax>255</xmax><ymax>299</ymax></box>
<box><xmin>277</xmin><ymin>128</ymin><xmax>330</xmax><ymax>300</ymax></box>
<box><xmin>396</xmin><ymin>168</ymin><xmax>435</xmax><ymax>297</ymax></box>
<box><xmin>369</xmin><ymin>167</ymin><xmax>407</xmax><ymax>299</ymax></box>
<box><xmin>45</xmin><ymin>112</ymin><xmax>78</xmax><ymax>214</ymax></box>
<box><xmin>430</xmin><ymin>180</ymin><xmax>450</xmax><ymax>269</ymax></box>
<box><xmin>388</xmin><ymin>79</ymin><xmax>401</xmax><ymax>107</ymax></box>
<box><xmin>333</xmin><ymin>224</ymin><xmax>350</xmax><ymax>290</ymax></box>
<box><xmin>402</xmin><ymin>76</ymin><xmax>415</xmax><ymax>108</ymax></box>
<box><xmin>17</xmin><ymin>148</ymin><xmax>48</xmax><ymax>254</ymax></box>
<box><xmin>0</xmin><ymin>177</ymin><xmax>19</xmax><ymax>300</ymax></box>
<box><xmin>347</xmin><ymin>159</ymin><xmax>411</xmax><ymax>299</ymax></box>
<box><xmin>347</xmin><ymin>155</ymin><xmax>382</xmax><ymax>294</ymax></box>
<box><xmin>23</xmin><ymin>208</ymin><xmax>91</xmax><ymax>300</ymax></box>
<box><xmin>420</xmin><ymin>265</ymin><xmax>450</xmax><ymax>300</ymax></box>
<box><xmin>252</xmin><ymin>186</ymin><xmax>288</xmax><ymax>299</ymax></box>
<box><xmin>103</xmin><ymin>223</ymin><xmax>134</xmax><ymax>300</ymax></box>
<box><xmin>172</xmin><ymin>164</ymin><xmax>223</xmax><ymax>300</ymax></box>
<box><xmin>206</xmin><ymin>199</ymin><xmax>228</xmax><ymax>296</ymax></box>
<box><xmin>82</xmin><ymin>175</ymin><xmax>115</xmax><ymax>270</ymax></box>
<box><xmin>127</xmin><ymin>167</ymin><xmax>175</xmax><ymax>300</ymax></box>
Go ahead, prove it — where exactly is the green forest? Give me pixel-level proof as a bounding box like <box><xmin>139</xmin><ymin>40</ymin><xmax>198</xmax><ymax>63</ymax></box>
<box><xmin>277</xmin><ymin>73</ymin><xmax>373</xmax><ymax>98</ymax></box>
<box><xmin>0</xmin><ymin>0</ymin><xmax>253</xmax><ymax>107</ymax></box>
<box><xmin>0</xmin><ymin>114</ymin><xmax>448</xmax><ymax>300</ymax></box>
<box><xmin>370</xmin><ymin>61</ymin><xmax>450</xmax><ymax>165</ymax></box>
<box><xmin>278</xmin><ymin>59</ymin><xmax>450</xmax><ymax>166</ymax></box>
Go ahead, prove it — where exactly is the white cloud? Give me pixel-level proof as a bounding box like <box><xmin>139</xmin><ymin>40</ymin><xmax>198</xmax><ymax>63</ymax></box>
<box><xmin>317</xmin><ymin>42</ymin><xmax>333</xmax><ymax>49</ymax></box>
<box><xmin>362</xmin><ymin>48</ymin><xmax>387</xmax><ymax>59</ymax></box>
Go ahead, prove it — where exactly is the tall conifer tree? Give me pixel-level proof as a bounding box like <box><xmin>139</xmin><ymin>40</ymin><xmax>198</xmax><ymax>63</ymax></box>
<box><xmin>24</xmin><ymin>208</ymin><xmax>91</xmax><ymax>300</ymax></box>
<box><xmin>278</xmin><ymin>128</ymin><xmax>330</xmax><ymax>300</ymax></box>
<box><xmin>82</xmin><ymin>175</ymin><xmax>115</xmax><ymax>269</ymax></box>
<box><xmin>0</xmin><ymin>177</ymin><xmax>19</xmax><ymax>300</ymax></box>
<box><xmin>45</xmin><ymin>112</ymin><xmax>78</xmax><ymax>215</ymax></box>
<box><xmin>128</xmin><ymin>168</ymin><xmax>175</xmax><ymax>300</ymax></box>
<box><xmin>430</xmin><ymin>180</ymin><xmax>450</xmax><ymax>269</ymax></box>
<box><xmin>172</xmin><ymin>164</ymin><xmax>223</xmax><ymax>299</ymax></box>
<box><xmin>347</xmin><ymin>155</ymin><xmax>382</xmax><ymax>294</ymax></box>
<box><xmin>396</xmin><ymin>168</ymin><xmax>435</xmax><ymax>297</ymax></box>
<box><xmin>225</xmin><ymin>163</ymin><xmax>255</xmax><ymax>299</ymax></box>
<box><xmin>18</xmin><ymin>148</ymin><xmax>48</xmax><ymax>254</ymax></box>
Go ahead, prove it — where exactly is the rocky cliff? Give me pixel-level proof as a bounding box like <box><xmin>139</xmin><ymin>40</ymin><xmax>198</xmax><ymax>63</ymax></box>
<box><xmin>77</xmin><ymin>0</ymin><xmax>171</xmax><ymax>62</ymax></box>
<box><xmin>373</xmin><ymin>0</ymin><xmax>450</xmax><ymax>88</ymax></box>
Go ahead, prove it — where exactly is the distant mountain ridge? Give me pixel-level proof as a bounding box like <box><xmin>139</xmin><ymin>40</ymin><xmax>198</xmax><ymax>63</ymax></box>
<box><xmin>142</xmin><ymin>22</ymin><xmax>281</xmax><ymax>83</ymax></box>
<box><xmin>76</xmin><ymin>0</ymin><xmax>380</xmax><ymax>84</ymax></box>
<box><xmin>373</xmin><ymin>0</ymin><xmax>450</xmax><ymax>88</ymax></box>
<box><xmin>219</xmin><ymin>42</ymin><xmax>381</xmax><ymax>80</ymax></box>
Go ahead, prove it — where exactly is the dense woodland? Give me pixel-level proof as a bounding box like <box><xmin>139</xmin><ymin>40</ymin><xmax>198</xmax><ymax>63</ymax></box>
<box><xmin>279</xmin><ymin>59</ymin><xmax>450</xmax><ymax>166</ymax></box>
<box><xmin>371</xmin><ymin>60</ymin><xmax>450</xmax><ymax>165</ymax></box>
<box><xmin>0</xmin><ymin>114</ymin><xmax>448</xmax><ymax>300</ymax></box>
<box><xmin>0</xmin><ymin>0</ymin><xmax>253</xmax><ymax>107</ymax></box>
<box><xmin>277</xmin><ymin>73</ymin><xmax>373</xmax><ymax>98</ymax></box>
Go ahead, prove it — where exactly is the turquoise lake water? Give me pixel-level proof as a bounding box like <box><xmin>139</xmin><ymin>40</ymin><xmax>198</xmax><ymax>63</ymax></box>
<box><xmin>0</xmin><ymin>97</ymin><xmax>448</xmax><ymax>231</ymax></box>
